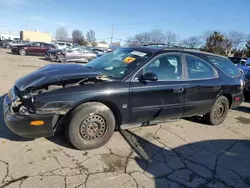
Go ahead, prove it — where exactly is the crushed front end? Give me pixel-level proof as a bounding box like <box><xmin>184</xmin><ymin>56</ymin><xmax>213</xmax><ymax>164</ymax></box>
<box><xmin>3</xmin><ymin>86</ymin><xmax>57</xmax><ymax>138</ymax></box>
<box><xmin>3</xmin><ymin>63</ymin><xmax>108</xmax><ymax>138</ymax></box>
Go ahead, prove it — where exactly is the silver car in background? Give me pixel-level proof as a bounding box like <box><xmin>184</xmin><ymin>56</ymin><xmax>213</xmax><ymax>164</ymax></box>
<box><xmin>57</xmin><ymin>46</ymin><xmax>97</xmax><ymax>63</ymax></box>
<box><xmin>3</xmin><ymin>40</ymin><xmax>30</xmax><ymax>49</ymax></box>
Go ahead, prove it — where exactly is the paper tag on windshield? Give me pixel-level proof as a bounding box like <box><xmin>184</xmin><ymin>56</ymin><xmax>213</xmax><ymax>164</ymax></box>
<box><xmin>130</xmin><ymin>51</ymin><xmax>147</xmax><ymax>57</ymax></box>
<box><xmin>123</xmin><ymin>57</ymin><xmax>136</xmax><ymax>63</ymax></box>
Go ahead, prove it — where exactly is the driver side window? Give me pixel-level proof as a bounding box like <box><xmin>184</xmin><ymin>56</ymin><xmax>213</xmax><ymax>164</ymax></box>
<box><xmin>143</xmin><ymin>54</ymin><xmax>182</xmax><ymax>81</ymax></box>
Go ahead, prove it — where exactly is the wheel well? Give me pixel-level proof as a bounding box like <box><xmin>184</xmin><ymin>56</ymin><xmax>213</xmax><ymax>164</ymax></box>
<box><xmin>65</xmin><ymin>100</ymin><xmax>122</xmax><ymax>129</ymax></box>
<box><xmin>221</xmin><ymin>94</ymin><xmax>232</xmax><ymax>108</ymax></box>
<box><xmin>93</xmin><ymin>100</ymin><xmax>122</xmax><ymax>128</ymax></box>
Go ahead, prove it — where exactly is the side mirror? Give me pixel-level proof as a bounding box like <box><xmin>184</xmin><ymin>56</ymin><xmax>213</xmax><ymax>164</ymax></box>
<box><xmin>140</xmin><ymin>72</ymin><xmax>158</xmax><ymax>82</ymax></box>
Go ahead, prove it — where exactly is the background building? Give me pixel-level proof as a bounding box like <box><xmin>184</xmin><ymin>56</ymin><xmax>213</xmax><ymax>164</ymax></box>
<box><xmin>0</xmin><ymin>33</ymin><xmax>20</xmax><ymax>40</ymax></box>
<box><xmin>20</xmin><ymin>30</ymin><xmax>52</xmax><ymax>43</ymax></box>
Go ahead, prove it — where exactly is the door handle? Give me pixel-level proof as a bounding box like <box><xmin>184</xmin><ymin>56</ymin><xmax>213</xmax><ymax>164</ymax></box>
<box><xmin>173</xmin><ymin>88</ymin><xmax>184</xmax><ymax>93</ymax></box>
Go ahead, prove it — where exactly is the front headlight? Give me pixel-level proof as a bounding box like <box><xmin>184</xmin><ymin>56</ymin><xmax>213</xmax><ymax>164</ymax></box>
<box><xmin>11</xmin><ymin>97</ymin><xmax>22</xmax><ymax>107</ymax></box>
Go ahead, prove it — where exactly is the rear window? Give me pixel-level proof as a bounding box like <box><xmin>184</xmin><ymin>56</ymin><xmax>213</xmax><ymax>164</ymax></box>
<box><xmin>208</xmin><ymin>56</ymin><xmax>240</xmax><ymax>77</ymax></box>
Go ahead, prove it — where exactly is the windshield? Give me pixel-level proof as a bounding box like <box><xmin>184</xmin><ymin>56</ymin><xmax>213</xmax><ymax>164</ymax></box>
<box><xmin>64</xmin><ymin>46</ymin><xmax>82</xmax><ymax>52</ymax></box>
<box><xmin>85</xmin><ymin>48</ymin><xmax>153</xmax><ymax>79</ymax></box>
<box><xmin>30</xmin><ymin>42</ymin><xmax>41</xmax><ymax>46</ymax></box>
<box><xmin>209</xmin><ymin>56</ymin><xmax>241</xmax><ymax>77</ymax></box>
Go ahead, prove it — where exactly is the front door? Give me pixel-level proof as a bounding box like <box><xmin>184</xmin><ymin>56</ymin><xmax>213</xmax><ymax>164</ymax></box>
<box><xmin>129</xmin><ymin>53</ymin><xmax>186</xmax><ymax>124</ymax></box>
<box><xmin>40</xmin><ymin>43</ymin><xmax>51</xmax><ymax>55</ymax></box>
<box><xmin>65</xmin><ymin>49</ymin><xmax>82</xmax><ymax>61</ymax></box>
<box><xmin>182</xmin><ymin>54</ymin><xmax>222</xmax><ymax>117</ymax></box>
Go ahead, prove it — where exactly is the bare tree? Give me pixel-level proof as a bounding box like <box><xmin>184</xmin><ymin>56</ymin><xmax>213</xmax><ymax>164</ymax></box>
<box><xmin>227</xmin><ymin>31</ymin><xmax>245</xmax><ymax>49</ymax></box>
<box><xmin>72</xmin><ymin>29</ymin><xmax>84</xmax><ymax>44</ymax></box>
<box><xmin>55</xmin><ymin>27</ymin><xmax>68</xmax><ymax>40</ymax></box>
<box><xmin>126</xmin><ymin>29</ymin><xmax>166</xmax><ymax>46</ymax></box>
<box><xmin>150</xmin><ymin>29</ymin><xmax>166</xmax><ymax>44</ymax></box>
<box><xmin>165</xmin><ymin>31</ymin><xmax>177</xmax><ymax>46</ymax></box>
<box><xmin>134</xmin><ymin>32</ymin><xmax>151</xmax><ymax>44</ymax></box>
<box><xmin>125</xmin><ymin>37</ymin><xmax>141</xmax><ymax>46</ymax></box>
<box><xmin>86</xmin><ymin>30</ymin><xmax>96</xmax><ymax>43</ymax></box>
<box><xmin>181</xmin><ymin>36</ymin><xmax>202</xmax><ymax>48</ymax></box>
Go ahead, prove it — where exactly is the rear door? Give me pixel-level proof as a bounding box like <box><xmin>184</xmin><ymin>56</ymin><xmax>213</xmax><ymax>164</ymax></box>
<box><xmin>129</xmin><ymin>52</ymin><xmax>186</xmax><ymax>123</ymax></box>
<box><xmin>182</xmin><ymin>53</ymin><xmax>222</xmax><ymax>117</ymax></box>
<box><xmin>40</xmin><ymin>43</ymin><xmax>53</xmax><ymax>54</ymax></box>
<box><xmin>28</xmin><ymin>42</ymin><xmax>42</xmax><ymax>55</ymax></box>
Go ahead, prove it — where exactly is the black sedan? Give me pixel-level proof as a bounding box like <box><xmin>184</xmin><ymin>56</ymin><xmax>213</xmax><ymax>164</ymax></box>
<box><xmin>3</xmin><ymin>46</ymin><xmax>244</xmax><ymax>150</ymax></box>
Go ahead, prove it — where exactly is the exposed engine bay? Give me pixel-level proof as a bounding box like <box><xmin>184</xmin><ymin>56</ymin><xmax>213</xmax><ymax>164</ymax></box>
<box><xmin>9</xmin><ymin>75</ymin><xmax>109</xmax><ymax>116</ymax></box>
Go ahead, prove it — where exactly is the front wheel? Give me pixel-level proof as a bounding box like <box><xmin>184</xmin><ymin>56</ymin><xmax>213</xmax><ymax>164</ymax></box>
<box><xmin>66</xmin><ymin>102</ymin><xmax>116</xmax><ymax>150</ymax></box>
<box><xmin>57</xmin><ymin>54</ymin><xmax>66</xmax><ymax>63</ymax></box>
<box><xmin>19</xmin><ymin>49</ymin><xmax>27</xmax><ymax>56</ymax></box>
<box><xmin>203</xmin><ymin>96</ymin><xmax>229</xmax><ymax>125</ymax></box>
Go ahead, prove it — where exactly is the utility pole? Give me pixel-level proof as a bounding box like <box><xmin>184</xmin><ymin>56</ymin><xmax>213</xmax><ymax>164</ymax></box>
<box><xmin>110</xmin><ymin>25</ymin><xmax>114</xmax><ymax>47</ymax></box>
<box><xmin>25</xmin><ymin>20</ymin><xmax>28</xmax><ymax>31</ymax></box>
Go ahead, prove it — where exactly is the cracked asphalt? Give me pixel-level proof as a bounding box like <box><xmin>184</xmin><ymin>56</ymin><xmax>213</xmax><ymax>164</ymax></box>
<box><xmin>0</xmin><ymin>49</ymin><xmax>250</xmax><ymax>188</ymax></box>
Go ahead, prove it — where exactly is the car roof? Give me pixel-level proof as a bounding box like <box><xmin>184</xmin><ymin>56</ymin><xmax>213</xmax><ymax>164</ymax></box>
<box><xmin>121</xmin><ymin>46</ymin><xmax>227</xmax><ymax>59</ymax></box>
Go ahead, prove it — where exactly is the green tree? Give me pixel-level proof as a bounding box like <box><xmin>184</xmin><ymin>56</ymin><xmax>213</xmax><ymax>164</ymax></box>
<box><xmin>204</xmin><ymin>31</ymin><xmax>232</xmax><ymax>55</ymax></box>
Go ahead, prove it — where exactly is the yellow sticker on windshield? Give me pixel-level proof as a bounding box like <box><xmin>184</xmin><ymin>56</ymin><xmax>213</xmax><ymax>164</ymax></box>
<box><xmin>123</xmin><ymin>57</ymin><xmax>136</xmax><ymax>63</ymax></box>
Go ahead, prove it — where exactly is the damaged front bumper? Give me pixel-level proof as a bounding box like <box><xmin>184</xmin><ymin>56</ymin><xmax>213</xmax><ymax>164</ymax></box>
<box><xmin>3</xmin><ymin>94</ymin><xmax>57</xmax><ymax>138</ymax></box>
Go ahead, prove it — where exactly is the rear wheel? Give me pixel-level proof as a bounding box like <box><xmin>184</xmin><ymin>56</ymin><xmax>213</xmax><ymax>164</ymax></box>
<box><xmin>203</xmin><ymin>96</ymin><xmax>229</xmax><ymax>125</ymax></box>
<box><xmin>66</xmin><ymin>102</ymin><xmax>115</xmax><ymax>150</ymax></box>
<box><xmin>19</xmin><ymin>49</ymin><xmax>27</xmax><ymax>56</ymax></box>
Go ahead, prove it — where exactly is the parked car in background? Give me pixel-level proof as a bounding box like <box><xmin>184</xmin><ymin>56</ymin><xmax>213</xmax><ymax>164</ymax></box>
<box><xmin>1</xmin><ymin>39</ymin><xmax>13</xmax><ymax>47</ymax></box>
<box><xmin>45</xmin><ymin>46</ymin><xmax>82</xmax><ymax>61</ymax></box>
<box><xmin>3</xmin><ymin>46</ymin><xmax>244</xmax><ymax>150</ymax></box>
<box><xmin>228</xmin><ymin>57</ymin><xmax>250</xmax><ymax>75</ymax></box>
<box><xmin>53</xmin><ymin>42</ymin><xmax>73</xmax><ymax>49</ymax></box>
<box><xmin>4</xmin><ymin>40</ymin><xmax>30</xmax><ymax>49</ymax></box>
<box><xmin>11</xmin><ymin>42</ymin><xmax>57</xmax><ymax>56</ymax></box>
<box><xmin>56</xmin><ymin>46</ymin><xmax>97</xmax><ymax>63</ymax></box>
<box><xmin>91</xmin><ymin>48</ymin><xmax>107</xmax><ymax>55</ymax></box>
<box><xmin>243</xmin><ymin>59</ymin><xmax>250</xmax><ymax>99</ymax></box>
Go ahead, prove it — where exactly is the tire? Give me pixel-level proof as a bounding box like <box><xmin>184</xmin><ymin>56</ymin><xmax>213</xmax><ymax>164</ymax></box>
<box><xmin>66</xmin><ymin>102</ymin><xmax>116</xmax><ymax>150</ymax></box>
<box><xmin>6</xmin><ymin>44</ymin><xmax>11</xmax><ymax>49</ymax></box>
<box><xmin>203</xmin><ymin>96</ymin><xmax>229</xmax><ymax>125</ymax></box>
<box><xmin>50</xmin><ymin>55</ymin><xmax>56</xmax><ymax>62</ymax></box>
<box><xmin>58</xmin><ymin>54</ymin><xmax>65</xmax><ymax>63</ymax></box>
<box><xmin>19</xmin><ymin>49</ymin><xmax>27</xmax><ymax>56</ymax></box>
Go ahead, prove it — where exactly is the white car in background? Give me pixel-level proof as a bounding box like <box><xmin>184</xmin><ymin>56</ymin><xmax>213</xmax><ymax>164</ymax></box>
<box><xmin>53</xmin><ymin>42</ymin><xmax>73</xmax><ymax>49</ymax></box>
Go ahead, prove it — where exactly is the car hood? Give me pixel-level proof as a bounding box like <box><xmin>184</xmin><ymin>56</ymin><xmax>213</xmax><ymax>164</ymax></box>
<box><xmin>15</xmin><ymin>64</ymin><xmax>102</xmax><ymax>91</ymax></box>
